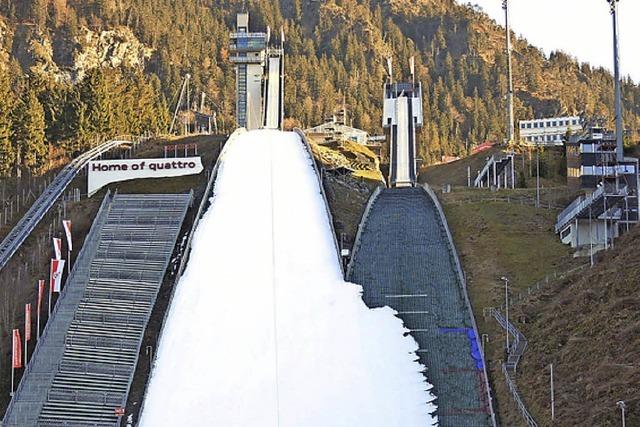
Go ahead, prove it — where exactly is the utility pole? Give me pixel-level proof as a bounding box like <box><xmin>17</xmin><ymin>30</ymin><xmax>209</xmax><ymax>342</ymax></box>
<box><xmin>169</xmin><ymin>74</ymin><xmax>191</xmax><ymax>135</ymax></box>
<box><xmin>616</xmin><ymin>401</ymin><xmax>626</xmax><ymax>427</ymax></box>
<box><xmin>501</xmin><ymin>276</ymin><xmax>510</xmax><ymax>353</ymax></box>
<box><xmin>536</xmin><ymin>146</ymin><xmax>541</xmax><ymax>208</ymax></box>
<box><xmin>608</xmin><ymin>0</ymin><xmax>624</xmax><ymax>162</ymax></box>
<box><xmin>550</xmin><ymin>364</ymin><xmax>555</xmax><ymax>421</ymax></box>
<box><xmin>503</xmin><ymin>0</ymin><xmax>515</xmax><ymax>145</ymax></box>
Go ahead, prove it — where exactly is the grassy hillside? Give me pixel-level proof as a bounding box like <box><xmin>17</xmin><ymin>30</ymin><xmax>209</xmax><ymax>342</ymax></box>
<box><xmin>515</xmin><ymin>228</ymin><xmax>640</xmax><ymax>426</ymax></box>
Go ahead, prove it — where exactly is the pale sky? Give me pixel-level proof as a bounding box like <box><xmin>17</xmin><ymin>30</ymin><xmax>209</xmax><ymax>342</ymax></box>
<box><xmin>459</xmin><ymin>0</ymin><xmax>640</xmax><ymax>83</ymax></box>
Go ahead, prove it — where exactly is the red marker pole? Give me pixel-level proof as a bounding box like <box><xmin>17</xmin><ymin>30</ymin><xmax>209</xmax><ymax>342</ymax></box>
<box><xmin>24</xmin><ymin>303</ymin><xmax>31</xmax><ymax>367</ymax></box>
<box><xmin>11</xmin><ymin>329</ymin><xmax>22</xmax><ymax>397</ymax></box>
<box><xmin>37</xmin><ymin>280</ymin><xmax>44</xmax><ymax>340</ymax></box>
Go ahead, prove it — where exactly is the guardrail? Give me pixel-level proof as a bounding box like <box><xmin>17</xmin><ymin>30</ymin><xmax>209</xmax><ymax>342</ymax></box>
<box><xmin>485</xmin><ymin>307</ymin><xmax>538</xmax><ymax>426</ymax></box>
<box><xmin>486</xmin><ymin>307</ymin><xmax>527</xmax><ymax>372</ymax></box>
<box><xmin>0</xmin><ymin>136</ymin><xmax>141</xmax><ymax>273</ymax></box>
<box><xmin>295</xmin><ymin>128</ymin><xmax>345</xmax><ymax>275</ymax></box>
<box><xmin>345</xmin><ymin>186</ymin><xmax>382</xmax><ymax>279</ymax></box>
<box><xmin>555</xmin><ymin>185</ymin><xmax>606</xmax><ymax>232</ymax></box>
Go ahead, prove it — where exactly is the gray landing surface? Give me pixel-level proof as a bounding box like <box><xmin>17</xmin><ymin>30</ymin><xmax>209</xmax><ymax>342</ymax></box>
<box><xmin>348</xmin><ymin>188</ymin><xmax>492</xmax><ymax>427</ymax></box>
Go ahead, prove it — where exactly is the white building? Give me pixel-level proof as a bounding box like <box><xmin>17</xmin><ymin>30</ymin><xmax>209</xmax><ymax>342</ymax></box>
<box><xmin>519</xmin><ymin>116</ymin><xmax>582</xmax><ymax>146</ymax></box>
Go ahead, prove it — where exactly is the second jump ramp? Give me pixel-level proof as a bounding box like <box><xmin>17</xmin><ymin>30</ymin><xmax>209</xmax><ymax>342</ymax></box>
<box><xmin>347</xmin><ymin>186</ymin><xmax>496</xmax><ymax>427</ymax></box>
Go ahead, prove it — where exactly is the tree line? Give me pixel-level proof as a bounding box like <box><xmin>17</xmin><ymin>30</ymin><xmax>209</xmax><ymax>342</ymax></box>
<box><xmin>0</xmin><ymin>0</ymin><xmax>637</xmax><ymax>174</ymax></box>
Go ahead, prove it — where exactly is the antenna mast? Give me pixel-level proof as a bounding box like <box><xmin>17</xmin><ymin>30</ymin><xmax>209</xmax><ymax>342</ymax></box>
<box><xmin>503</xmin><ymin>0</ymin><xmax>515</xmax><ymax>145</ymax></box>
<box><xmin>608</xmin><ymin>0</ymin><xmax>624</xmax><ymax>161</ymax></box>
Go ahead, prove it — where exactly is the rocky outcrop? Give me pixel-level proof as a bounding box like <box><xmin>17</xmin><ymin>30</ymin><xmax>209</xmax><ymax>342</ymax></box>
<box><xmin>72</xmin><ymin>26</ymin><xmax>153</xmax><ymax>81</ymax></box>
<box><xmin>10</xmin><ymin>24</ymin><xmax>152</xmax><ymax>82</ymax></box>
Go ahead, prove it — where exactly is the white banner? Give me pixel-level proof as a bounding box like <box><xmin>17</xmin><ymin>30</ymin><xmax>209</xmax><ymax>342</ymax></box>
<box><xmin>63</xmin><ymin>220</ymin><xmax>72</xmax><ymax>252</ymax></box>
<box><xmin>50</xmin><ymin>259</ymin><xmax>65</xmax><ymax>293</ymax></box>
<box><xmin>88</xmin><ymin>157</ymin><xmax>204</xmax><ymax>197</ymax></box>
<box><xmin>52</xmin><ymin>238</ymin><xmax>62</xmax><ymax>260</ymax></box>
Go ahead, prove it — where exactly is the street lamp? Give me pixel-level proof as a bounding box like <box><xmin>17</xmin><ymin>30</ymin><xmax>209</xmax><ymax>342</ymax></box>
<box><xmin>607</xmin><ymin>0</ymin><xmax>624</xmax><ymax>162</ymax></box>
<box><xmin>501</xmin><ymin>276</ymin><xmax>510</xmax><ymax>354</ymax></box>
<box><xmin>616</xmin><ymin>400</ymin><xmax>626</xmax><ymax>427</ymax></box>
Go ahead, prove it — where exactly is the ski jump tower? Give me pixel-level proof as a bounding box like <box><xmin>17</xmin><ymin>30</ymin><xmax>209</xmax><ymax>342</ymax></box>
<box><xmin>229</xmin><ymin>12</ymin><xmax>284</xmax><ymax>130</ymax></box>
<box><xmin>383</xmin><ymin>61</ymin><xmax>423</xmax><ymax>188</ymax></box>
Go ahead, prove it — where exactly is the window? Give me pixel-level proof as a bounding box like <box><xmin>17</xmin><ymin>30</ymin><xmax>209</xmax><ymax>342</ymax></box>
<box><xmin>568</xmin><ymin>167</ymin><xmax>580</xmax><ymax>178</ymax></box>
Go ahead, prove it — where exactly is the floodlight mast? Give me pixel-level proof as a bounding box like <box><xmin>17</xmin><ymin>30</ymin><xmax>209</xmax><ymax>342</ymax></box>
<box><xmin>608</xmin><ymin>0</ymin><xmax>624</xmax><ymax>161</ymax></box>
<box><xmin>503</xmin><ymin>0</ymin><xmax>515</xmax><ymax>146</ymax></box>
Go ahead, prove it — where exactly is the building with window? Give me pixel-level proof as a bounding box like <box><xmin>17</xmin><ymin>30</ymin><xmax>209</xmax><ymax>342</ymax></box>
<box><xmin>519</xmin><ymin>116</ymin><xmax>582</xmax><ymax>146</ymax></box>
<box><xmin>229</xmin><ymin>13</ymin><xmax>268</xmax><ymax>130</ymax></box>
<box><xmin>556</xmin><ymin>127</ymin><xmax>639</xmax><ymax>249</ymax></box>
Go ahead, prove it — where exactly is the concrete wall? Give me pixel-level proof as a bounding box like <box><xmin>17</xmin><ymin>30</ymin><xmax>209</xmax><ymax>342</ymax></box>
<box><xmin>563</xmin><ymin>218</ymin><xmax>619</xmax><ymax>248</ymax></box>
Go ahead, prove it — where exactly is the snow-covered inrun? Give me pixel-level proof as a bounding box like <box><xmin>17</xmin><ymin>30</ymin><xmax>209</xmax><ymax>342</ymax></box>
<box><xmin>139</xmin><ymin>130</ymin><xmax>436</xmax><ymax>426</ymax></box>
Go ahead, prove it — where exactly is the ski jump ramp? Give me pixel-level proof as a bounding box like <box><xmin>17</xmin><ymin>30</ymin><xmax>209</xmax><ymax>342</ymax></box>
<box><xmin>139</xmin><ymin>129</ymin><xmax>437</xmax><ymax>426</ymax></box>
<box><xmin>347</xmin><ymin>186</ymin><xmax>496</xmax><ymax>427</ymax></box>
<box><xmin>264</xmin><ymin>56</ymin><xmax>283</xmax><ymax>129</ymax></box>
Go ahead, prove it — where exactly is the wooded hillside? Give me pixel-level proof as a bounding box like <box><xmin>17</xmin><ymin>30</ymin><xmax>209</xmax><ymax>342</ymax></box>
<box><xmin>0</xmin><ymin>0</ymin><xmax>637</xmax><ymax>175</ymax></box>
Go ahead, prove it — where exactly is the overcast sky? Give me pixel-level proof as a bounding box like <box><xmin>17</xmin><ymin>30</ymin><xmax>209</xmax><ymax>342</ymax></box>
<box><xmin>458</xmin><ymin>0</ymin><xmax>640</xmax><ymax>83</ymax></box>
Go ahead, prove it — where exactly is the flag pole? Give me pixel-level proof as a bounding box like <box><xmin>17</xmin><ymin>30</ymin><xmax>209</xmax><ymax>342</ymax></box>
<box><xmin>37</xmin><ymin>280</ymin><xmax>44</xmax><ymax>340</ymax></box>
<box><xmin>48</xmin><ymin>275</ymin><xmax>52</xmax><ymax>316</ymax></box>
<box><xmin>10</xmin><ymin>360</ymin><xmax>14</xmax><ymax>397</ymax></box>
<box><xmin>10</xmin><ymin>335</ymin><xmax>15</xmax><ymax>397</ymax></box>
<box><xmin>37</xmin><ymin>302</ymin><xmax>41</xmax><ymax>341</ymax></box>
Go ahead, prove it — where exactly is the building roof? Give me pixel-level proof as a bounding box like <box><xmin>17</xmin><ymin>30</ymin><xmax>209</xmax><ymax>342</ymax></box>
<box><xmin>305</xmin><ymin>120</ymin><xmax>369</xmax><ymax>137</ymax></box>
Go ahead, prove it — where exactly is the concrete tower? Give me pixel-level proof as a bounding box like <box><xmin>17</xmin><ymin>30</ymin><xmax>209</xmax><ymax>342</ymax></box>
<box><xmin>229</xmin><ymin>13</ymin><xmax>268</xmax><ymax>130</ymax></box>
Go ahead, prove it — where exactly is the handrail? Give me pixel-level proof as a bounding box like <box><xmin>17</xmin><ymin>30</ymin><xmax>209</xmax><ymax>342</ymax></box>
<box><xmin>474</xmin><ymin>155</ymin><xmax>496</xmax><ymax>187</ymax></box>
<box><xmin>555</xmin><ymin>185</ymin><xmax>628</xmax><ymax>233</ymax></box>
<box><xmin>502</xmin><ymin>363</ymin><xmax>539</xmax><ymax>427</ymax></box>
<box><xmin>555</xmin><ymin>185</ymin><xmax>605</xmax><ymax>232</ymax></box>
<box><xmin>487</xmin><ymin>307</ymin><xmax>527</xmax><ymax>372</ymax></box>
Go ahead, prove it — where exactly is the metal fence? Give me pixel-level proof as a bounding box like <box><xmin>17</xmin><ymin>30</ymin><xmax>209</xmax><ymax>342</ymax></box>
<box><xmin>502</xmin><ymin>363</ymin><xmax>539</xmax><ymax>427</ymax></box>
<box><xmin>498</xmin><ymin>264</ymin><xmax>589</xmax><ymax>312</ymax></box>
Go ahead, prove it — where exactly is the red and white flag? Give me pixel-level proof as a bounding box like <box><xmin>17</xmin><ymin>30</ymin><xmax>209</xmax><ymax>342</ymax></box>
<box><xmin>50</xmin><ymin>259</ymin><xmax>65</xmax><ymax>293</ymax></box>
<box><xmin>37</xmin><ymin>280</ymin><xmax>45</xmax><ymax>314</ymax></box>
<box><xmin>12</xmin><ymin>329</ymin><xmax>22</xmax><ymax>369</ymax></box>
<box><xmin>62</xmin><ymin>220</ymin><xmax>72</xmax><ymax>252</ymax></box>
<box><xmin>52</xmin><ymin>238</ymin><xmax>62</xmax><ymax>260</ymax></box>
<box><xmin>25</xmin><ymin>303</ymin><xmax>32</xmax><ymax>342</ymax></box>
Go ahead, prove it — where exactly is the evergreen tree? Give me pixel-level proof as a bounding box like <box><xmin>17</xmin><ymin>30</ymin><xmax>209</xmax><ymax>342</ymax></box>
<box><xmin>12</xmin><ymin>88</ymin><xmax>48</xmax><ymax>174</ymax></box>
<box><xmin>0</xmin><ymin>69</ymin><xmax>15</xmax><ymax>176</ymax></box>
